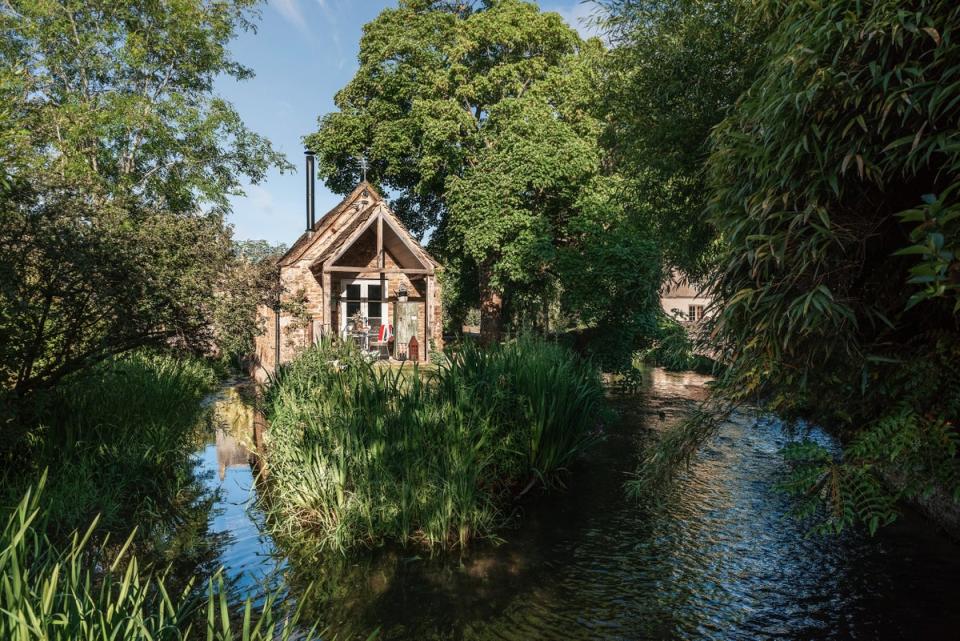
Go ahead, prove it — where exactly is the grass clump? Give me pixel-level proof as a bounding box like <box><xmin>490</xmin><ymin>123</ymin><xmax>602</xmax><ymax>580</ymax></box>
<box><xmin>1</xmin><ymin>351</ymin><xmax>219</xmax><ymax>538</ymax></box>
<box><xmin>262</xmin><ymin>334</ymin><xmax>606</xmax><ymax>552</ymax></box>
<box><xmin>0</xmin><ymin>477</ymin><xmax>318</xmax><ymax>641</ymax></box>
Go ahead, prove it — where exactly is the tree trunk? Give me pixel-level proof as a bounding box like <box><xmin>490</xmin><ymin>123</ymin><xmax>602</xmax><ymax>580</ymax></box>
<box><xmin>479</xmin><ymin>261</ymin><xmax>503</xmax><ymax>345</ymax></box>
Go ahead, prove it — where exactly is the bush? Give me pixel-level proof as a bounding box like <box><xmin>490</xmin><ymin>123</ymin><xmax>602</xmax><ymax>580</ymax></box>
<box><xmin>261</xmin><ymin>335</ymin><xmax>606</xmax><ymax>552</ymax></box>
<box><xmin>642</xmin><ymin>316</ymin><xmax>716</xmax><ymax>373</ymax></box>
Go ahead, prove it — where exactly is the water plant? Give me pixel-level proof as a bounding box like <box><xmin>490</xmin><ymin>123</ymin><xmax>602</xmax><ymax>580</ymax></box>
<box><xmin>0</xmin><ymin>476</ymin><xmax>318</xmax><ymax>641</ymax></box>
<box><xmin>2</xmin><ymin>351</ymin><xmax>219</xmax><ymax>539</ymax></box>
<box><xmin>261</xmin><ymin>335</ymin><xmax>606</xmax><ymax>552</ymax></box>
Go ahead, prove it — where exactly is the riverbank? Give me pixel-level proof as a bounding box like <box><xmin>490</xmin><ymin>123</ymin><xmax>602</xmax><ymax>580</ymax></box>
<box><xmin>0</xmin><ymin>352</ymin><xmax>319</xmax><ymax>641</ymax></box>
<box><xmin>0</xmin><ymin>351</ymin><xmax>218</xmax><ymax>540</ymax></box>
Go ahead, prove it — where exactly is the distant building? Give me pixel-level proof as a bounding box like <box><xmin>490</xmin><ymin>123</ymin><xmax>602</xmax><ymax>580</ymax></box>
<box><xmin>660</xmin><ymin>270</ymin><xmax>712</xmax><ymax>323</ymax></box>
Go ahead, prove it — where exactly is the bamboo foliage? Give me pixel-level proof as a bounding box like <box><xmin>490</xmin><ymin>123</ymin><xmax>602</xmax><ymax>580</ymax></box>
<box><xmin>635</xmin><ymin>0</ymin><xmax>960</xmax><ymax>532</ymax></box>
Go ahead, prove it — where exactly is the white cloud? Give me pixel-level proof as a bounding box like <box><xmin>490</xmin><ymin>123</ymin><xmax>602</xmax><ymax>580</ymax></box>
<box><xmin>314</xmin><ymin>0</ymin><xmax>346</xmax><ymax>68</ymax></box>
<box><xmin>272</xmin><ymin>0</ymin><xmax>310</xmax><ymax>35</ymax></box>
<box><xmin>247</xmin><ymin>184</ymin><xmax>277</xmax><ymax>217</ymax></box>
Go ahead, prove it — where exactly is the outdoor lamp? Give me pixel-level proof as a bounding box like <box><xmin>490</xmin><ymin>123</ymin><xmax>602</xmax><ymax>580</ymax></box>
<box><xmin>397</xmin><ymin>284</ymin><xmax>408</xmax><ymax>302</ymax></box>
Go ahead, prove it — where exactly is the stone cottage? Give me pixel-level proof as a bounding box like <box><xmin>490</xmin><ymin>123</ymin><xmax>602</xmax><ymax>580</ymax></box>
<box><xmin>253</xmin><ymin>154</ymin><xmax>442</xmax><ymax>379</ymax></box>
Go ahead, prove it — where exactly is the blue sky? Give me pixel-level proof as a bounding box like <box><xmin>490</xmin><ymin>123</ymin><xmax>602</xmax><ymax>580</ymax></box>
<box><xmin>217</xmin><ymin>0</ymin><xmax>600</xmax><ymax>245</ymax></box>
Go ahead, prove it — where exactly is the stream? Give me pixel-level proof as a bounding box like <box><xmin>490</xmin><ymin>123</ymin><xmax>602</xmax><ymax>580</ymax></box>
<box><xmin>192</xmin><ymin>369</ymin><xmax>960</xmax><ymax>640</ymax></box>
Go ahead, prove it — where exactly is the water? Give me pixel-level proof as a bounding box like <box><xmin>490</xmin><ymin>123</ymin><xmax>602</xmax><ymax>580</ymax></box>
<box><xmin>194</xmin><ymin>369</ymin><xmax>960</xmax><ymax>640</ymax></box>
<box><xmin>193</xmin><ymin>385</ymin><xmax>282</xmax><ymax>596</ymax></box>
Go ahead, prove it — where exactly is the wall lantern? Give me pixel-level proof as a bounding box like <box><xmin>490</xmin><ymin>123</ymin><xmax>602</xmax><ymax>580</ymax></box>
<box><xmin>397</xmin><ymin>284</ymin><xmax>409</xmax><ymax>302</ymax></box>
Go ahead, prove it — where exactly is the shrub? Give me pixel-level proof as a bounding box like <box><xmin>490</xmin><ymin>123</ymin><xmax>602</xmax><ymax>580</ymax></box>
<box><xmin>642</xmin><ymin>316</ymin><xmax>716</xmax><ymax>373</ymax></box>
<box><xmin>261</xmin><ymin>335</ymin><xmax>605</xmax><ymax>552</ymax></box>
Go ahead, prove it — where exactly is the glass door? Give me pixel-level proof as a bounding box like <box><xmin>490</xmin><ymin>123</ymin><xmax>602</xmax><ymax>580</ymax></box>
<box><xmin>340</xmin><ymin>279</ymin><xmax>384</xmax><ymax>335</ymax></box>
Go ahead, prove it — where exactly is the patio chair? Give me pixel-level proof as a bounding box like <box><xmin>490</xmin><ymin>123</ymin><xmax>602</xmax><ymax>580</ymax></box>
<box><xmin>371</xmin><ymin>324</ymin><xmax>393</xmax><ymax>360</ymax></box>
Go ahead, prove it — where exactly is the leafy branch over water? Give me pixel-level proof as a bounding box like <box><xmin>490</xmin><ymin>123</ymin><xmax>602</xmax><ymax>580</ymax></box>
<box><xmin>625</xmin><ymin>0</ymin><xmax>960</xmax><ymax>533</ymax></box>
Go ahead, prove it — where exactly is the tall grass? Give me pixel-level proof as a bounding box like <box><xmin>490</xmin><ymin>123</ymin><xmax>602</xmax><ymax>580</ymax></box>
<box><xmin>261</xmin><ymin>335</ymin><xmax>606</xmax><ymax>552</ymax></box>
<box><xmin>0</xmin><ymin>476</ymin><xmax>318</xmax><ymax>641</ymax></box>
<box><xmin>1</xmin><ymin>351</ymin><xmax>219</xmax><ymax>538</ymax></box>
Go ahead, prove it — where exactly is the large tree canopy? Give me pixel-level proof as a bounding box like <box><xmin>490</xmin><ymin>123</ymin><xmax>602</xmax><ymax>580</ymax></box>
<box><xmin>599</xmin><ymin>0</ymin><xmax>765</xmax><ymax>277</ymax></box>
<box><xmin>308</xmin><ymin>0</ymin><xmax>662</xmax><ymax>353</ymax></box>
<box><xmin>309</xmin><ymin>0</ymin><xmax>579</xmax><ymax>237</ymax></box>
<box><xmin>0</xmin><ymin>0</ymin><xmax>289</xmax><ymax>398</ymax></box>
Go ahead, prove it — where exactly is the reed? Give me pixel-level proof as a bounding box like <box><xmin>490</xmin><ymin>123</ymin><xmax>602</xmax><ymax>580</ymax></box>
<box><xmin>0</xmin><ymin>476</ymin><xmax>318</xmax><ymax>641</ymax></box>
<box><xmin>2</xmin><ymin>351</ymin><xmax>219</xmax><ymax>538</ymax></box>
<box><xmin>262</xmin><ymin>335</ymin><xmax>606</xmax><ymax>552</ymax></box>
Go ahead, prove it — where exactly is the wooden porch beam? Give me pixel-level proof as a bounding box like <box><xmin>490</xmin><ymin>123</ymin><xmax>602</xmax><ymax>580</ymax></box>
<box><xmin>324</xmin><ymin>265</ymin><xmax>433</xmax><ymax>275</ymax></box>
<box><xmin>425</xmin><ymin>274</ymin><xmax>433</xmax><ymax>362</ymax></box>
<box><xmin>377</xmin><ymin>211</ymin><xmax>384</xmax><ymax>269</ymax></box>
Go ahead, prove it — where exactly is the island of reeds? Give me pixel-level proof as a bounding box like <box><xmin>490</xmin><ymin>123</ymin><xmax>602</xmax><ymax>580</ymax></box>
<box><xmin>260</xmin><ymin>335</ymin><xmax>607</xmax><ymax>552</ymax></box>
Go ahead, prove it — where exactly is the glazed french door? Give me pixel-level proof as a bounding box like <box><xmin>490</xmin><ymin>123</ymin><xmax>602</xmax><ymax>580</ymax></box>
<box><xmin>339</xmin><ymin>279</ymin><xmax>384</xmax><ymax>334</ymax></box>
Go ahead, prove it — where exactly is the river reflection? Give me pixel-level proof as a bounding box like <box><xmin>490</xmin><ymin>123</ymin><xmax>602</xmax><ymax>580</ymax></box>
<box><xmin>198</xmin><ymin>369</ymin><xmax>960</xmax><ymax>640</ymax></box>
<box><xmin>193</xmin><ymin>384</ymin><xmax>283</xmax><ymax>597</ymax></box>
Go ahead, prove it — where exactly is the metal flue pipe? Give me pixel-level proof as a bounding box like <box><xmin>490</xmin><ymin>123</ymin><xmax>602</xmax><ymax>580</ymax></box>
<box><xmin>305</xmin><ymin>149</ymin><xmax>316</xmax><ymax>231</ymax></box>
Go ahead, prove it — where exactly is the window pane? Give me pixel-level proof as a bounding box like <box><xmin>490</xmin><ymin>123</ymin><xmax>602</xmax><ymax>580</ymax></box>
<box><xmin>346</xmin><ymin>284</ymin><xmax>361</xmax><ymax>300</ymax></box>
<box><xmin>346</xmin><ymin>301</ymin><xmax>361</xmax><ymax>317</ymax></box>
<box><xmin>368</xmin><ymin>301</ymin><xmax>382</xmax><ymax>319</ymax></box>
<box><xmin>367</xmin><ymin>284</ymin><xmax>382</xmax><ymax>300</ymax></box>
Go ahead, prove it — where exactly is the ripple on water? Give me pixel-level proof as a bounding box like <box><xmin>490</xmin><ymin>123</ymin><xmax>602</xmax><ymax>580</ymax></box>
<box><xmin>193</xmin><ymin>371</ymin><xmax>960</xmax><ymax>641</ymax></box>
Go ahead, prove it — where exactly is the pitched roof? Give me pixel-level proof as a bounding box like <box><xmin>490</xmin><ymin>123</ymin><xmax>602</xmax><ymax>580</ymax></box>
<box><xmin>314</xmin><ymin>204</ymin><xmax>378</xmax><ymax>265</ymax></box>
<box><xmin>277</xmin><ymin>181</ymin><xmax>382</xmax><ymax>267</ymax></box>
<box><xmin>276</xmin><ymin>181</ymin><xmax>440</xmax><ymax>270</ymax></box>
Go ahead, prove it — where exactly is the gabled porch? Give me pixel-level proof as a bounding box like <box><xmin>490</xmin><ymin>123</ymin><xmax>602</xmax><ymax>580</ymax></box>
<box><xmin>311</xmin><ymin>203</ymin><xmax>439</xmax><ymax>362</ymax></box>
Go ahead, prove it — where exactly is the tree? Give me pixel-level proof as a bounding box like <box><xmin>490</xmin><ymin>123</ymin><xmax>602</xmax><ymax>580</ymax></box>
<box><xmin>210</xmin><ymin>240</ymin><xmax>288</xmax><ymax>365</ymax></box>
<box><xmin>598</xmin><ymin>0</ymin><xmax>765</xmax><ymax>276</ymax></box>
<box><xmin>0</xmin><ymin>0</ymin><xmax>290</xmax><ymax>400</ymax></box>
<box><xmin>636</xmin><ymin>0</ymin><xmax>960</xmax><ymax>533</ymax></box>
<box><xmin>233</xmin><ymin>239</ymin><xmax>289</xmax><ymax>263</ymax></box>
<box><xmin>308</xmin><ymin>0</ymin><xmax>664</xmax><ymax>347</ymax></box>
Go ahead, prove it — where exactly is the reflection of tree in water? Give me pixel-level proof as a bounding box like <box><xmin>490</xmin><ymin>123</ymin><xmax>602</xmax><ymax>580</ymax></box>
<box><xmin>135</xmin><ymin>453</ymin><xmax>229</xmax><ymax>599</ymax></box>
<box><xmin>150</xmin><ymin>382</ymin><xmax>260</xmax><ymax>603</ymax></box>
<box><xmin>279</xmin><ymin>541</ymin><xmax>546</xmax><ymax>640</ymax></box>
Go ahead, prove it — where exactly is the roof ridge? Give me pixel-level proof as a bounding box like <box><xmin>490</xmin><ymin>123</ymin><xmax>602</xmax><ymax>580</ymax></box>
<box><xmin>277</xmin><ymin>182</ymin><xmax>382</xmax><ymax>266</ymax></box>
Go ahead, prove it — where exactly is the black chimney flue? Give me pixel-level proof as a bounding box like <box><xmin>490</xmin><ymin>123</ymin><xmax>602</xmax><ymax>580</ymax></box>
<box><xmin>305</xmin><ymin>150</ymin><xmax>316</xmax><ymax>231</ymax></box>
